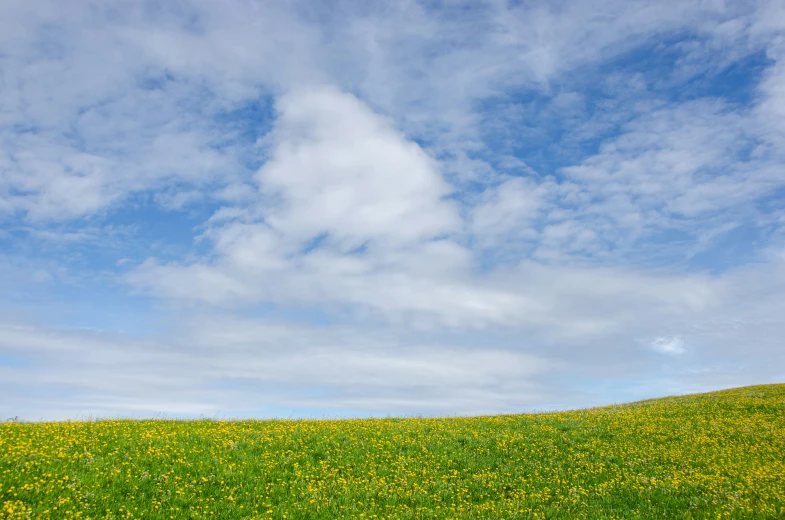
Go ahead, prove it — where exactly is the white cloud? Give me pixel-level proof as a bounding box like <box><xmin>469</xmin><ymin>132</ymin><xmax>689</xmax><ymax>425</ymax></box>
<box><xmin>129</xmin><ymin>87</ymin><xmax>497</xmax><ymax>325</ymax></box>
<box><xmin>257</xmin><ymin>86</ymin><xmax>460</xmax><ymax>248</ymax></box>
<box><xmin>128</xmin><ymin>88</ymin><xmax>733</xmax><ymax>335</ymax></box>
<box><xmin>651</xmin><ymin>336</ymin><xmax>686</xmax><ymax>355</ymax></box>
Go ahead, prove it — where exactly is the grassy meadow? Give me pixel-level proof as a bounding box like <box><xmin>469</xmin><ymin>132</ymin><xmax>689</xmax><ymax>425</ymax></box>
<box><xmin>1</xmin><ymin>384</ymin><xmax>784</xmax><ymax>519</ymax></box>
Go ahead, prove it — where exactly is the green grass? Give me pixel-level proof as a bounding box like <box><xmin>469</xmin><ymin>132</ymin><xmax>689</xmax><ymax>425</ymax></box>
<box><xmin>2</xmin><ymin>384</ymin><xmax>784</xmax><ymax>519</ymax></box>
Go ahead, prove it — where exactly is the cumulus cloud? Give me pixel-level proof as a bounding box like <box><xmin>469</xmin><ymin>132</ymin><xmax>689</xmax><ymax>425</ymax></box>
<box><xmin>129</xmin><ymin>89</ymin><xmax>731</xmax><ymax>334</ymax></box>
<box><xmin>651</xmin><ymin>336</ymin><xmax>686</xmax><ymax>355</ymax></box>
<box><xmin>257</xmin><ymin>86</ymin><xmax>460</xmax><ymax>248</ymax></box>
<box><xmin>129</xmin><ymin>87</ymin><xmax>510</xmax><ymax>326</ymax></box>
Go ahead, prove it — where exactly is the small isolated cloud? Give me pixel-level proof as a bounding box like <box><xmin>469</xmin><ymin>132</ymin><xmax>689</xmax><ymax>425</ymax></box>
<box><xmin>651</xmin><ymin>336</ymin><xmax>686</xmax><ymax>355</ymax></box>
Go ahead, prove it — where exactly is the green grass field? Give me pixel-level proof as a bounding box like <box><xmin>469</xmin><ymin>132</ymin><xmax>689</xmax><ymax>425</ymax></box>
<box><xmin>2</xmin><ymin>384</ymin><xmax>784</xmax><ymax>519</ymax></box>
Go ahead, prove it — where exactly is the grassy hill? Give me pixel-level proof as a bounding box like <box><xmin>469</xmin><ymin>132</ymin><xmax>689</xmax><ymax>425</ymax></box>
<box><xmin>2</xmin><ymin>384</ymin><xmax>784</xmax><ymax>519</ymax></box>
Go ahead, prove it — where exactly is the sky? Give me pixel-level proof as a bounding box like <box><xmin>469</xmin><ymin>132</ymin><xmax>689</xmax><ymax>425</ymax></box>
<box><xmin>1</xmin><ymin>0</ymin><xmax>784</xmax><ymax>421</ymax></box>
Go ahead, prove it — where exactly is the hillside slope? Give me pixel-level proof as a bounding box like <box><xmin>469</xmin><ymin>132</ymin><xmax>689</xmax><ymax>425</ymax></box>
<box><xmin>2</xmin><ymin>384</ymin><xmax>784</xmax><ymax>519</ymax></box>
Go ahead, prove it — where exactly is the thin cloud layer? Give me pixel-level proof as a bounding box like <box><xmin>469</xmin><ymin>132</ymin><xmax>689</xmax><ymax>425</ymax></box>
<box><xmin>1</xmin><ymin>0</ymin><xmax>784</xmax><ymax>420</ymax></box>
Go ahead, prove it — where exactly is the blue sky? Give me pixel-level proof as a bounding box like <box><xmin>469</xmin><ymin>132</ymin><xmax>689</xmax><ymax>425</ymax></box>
<box><xmin>1</xmin><ymin>0</ymin><xmax>784</xmax><ymax>421</ymax></box>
